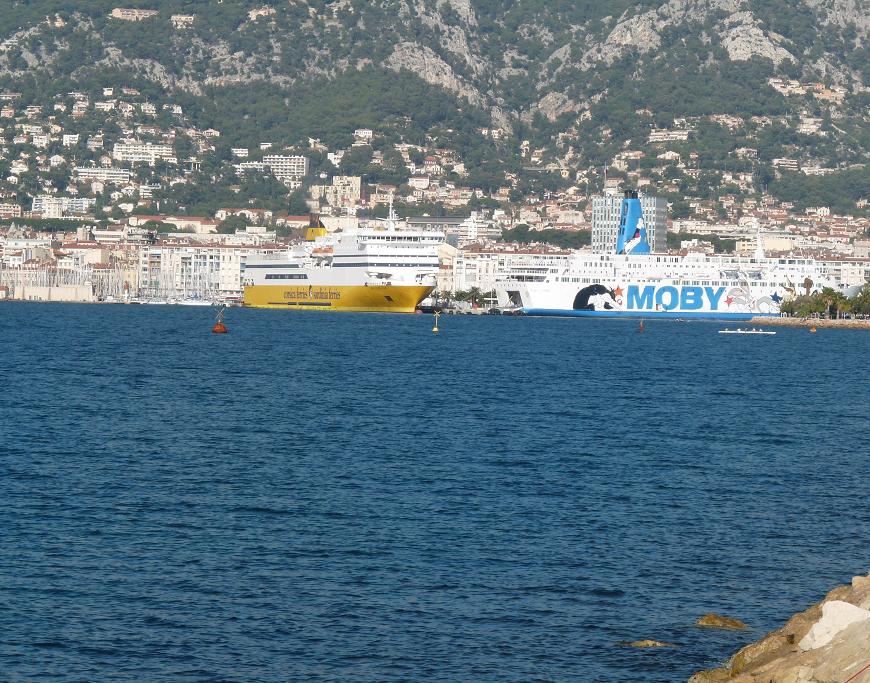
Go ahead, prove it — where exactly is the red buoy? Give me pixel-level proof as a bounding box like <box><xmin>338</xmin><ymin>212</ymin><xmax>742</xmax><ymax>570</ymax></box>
<box><xmin>212</xmin><ymin>307</ymin><xmax>228</xmax><ymax>333</ymax></box>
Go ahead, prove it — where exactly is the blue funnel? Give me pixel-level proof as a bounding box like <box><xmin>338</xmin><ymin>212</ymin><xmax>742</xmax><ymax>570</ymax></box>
<box><xmin>615</xmin><ymin>191</ymin><xmax>650</xmax><ymax>255</ymax></box>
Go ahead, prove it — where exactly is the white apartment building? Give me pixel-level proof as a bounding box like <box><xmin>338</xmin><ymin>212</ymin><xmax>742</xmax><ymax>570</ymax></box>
<box><xmin>648</xmin><ymin>129</ymin><xmax>690</xmax><ymax>143</ymax></box>
<box><xmin>236</xmin><ymin>161</ymin><xmax>267</xmax><ymax>175</ymax></box>
<box><xmin>262</xmin><ymin>155</ymin><xmax>309</xmax><ymax>184</ymax></box>
<box><xmin>31</xmin><ymin>195</ymin><xmax>96</xmax><ymax>217</ymax></box>
<box><xmin>170</xmin><ymin>14</ymin><xmax>195</xmax><ymax>28</ymax></box>
<box><xmin>591</xmin><ymin>192</ymin><xmax>668</xmax><ymax>253</ymax></box>
<box><xmin>113</xmin><ymin>140</ymin><xmax>176</xmax><ymax>165</ymax></box>
<box><xmin>109</xmin><ymin>8</ymin><xmax>159</xmax><ymax>20</ymax></box>
<box><xmin>74</xmin><ymin>166</ymin><xmax>132</xmax><ymax>184</ymax></box>
<box><xmin>63</xmin><ymin>134</ymin><xmax>80</xmax><ymax>146</ymax></box>
<box><xmin>452</xmin><ymin>213</ymin><xmax>501</xmax><ymax>247</ymax></box>
<box><xmin>773</xmin><ymin>158</ymin><xmax>800</xmax><ymax>171</ymax></box>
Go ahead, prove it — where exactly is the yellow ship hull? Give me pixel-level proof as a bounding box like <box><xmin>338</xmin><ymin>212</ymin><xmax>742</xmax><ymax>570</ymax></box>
<box><xmin>243</xmin><ymin>284</ymin><xmax>434</xmax><ymax>312</ymax></box>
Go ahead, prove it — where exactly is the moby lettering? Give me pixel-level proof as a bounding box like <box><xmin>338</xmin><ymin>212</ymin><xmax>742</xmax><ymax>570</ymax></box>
<box><xmin>623</xmin><ymin>285</ymin><xmax>728</xmax><ymax>311</ymax></box>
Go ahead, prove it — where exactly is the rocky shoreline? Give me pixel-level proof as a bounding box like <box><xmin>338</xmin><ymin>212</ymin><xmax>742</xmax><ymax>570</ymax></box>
<box><xmin>750</xmin><ymin>317</ymin><xmax>870</xmax><ymax>330</ymax></box>
<box><xmin>689</xmin><ymin>571</ymin><xmax>870</xmax><ymax>682</ymax></box>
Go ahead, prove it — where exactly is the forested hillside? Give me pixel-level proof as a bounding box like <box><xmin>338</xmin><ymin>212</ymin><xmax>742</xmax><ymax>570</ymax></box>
<box><xmin>0</xmin><ymin>0</ymin><xmax>867</xmax><ymax>208</ymax></box>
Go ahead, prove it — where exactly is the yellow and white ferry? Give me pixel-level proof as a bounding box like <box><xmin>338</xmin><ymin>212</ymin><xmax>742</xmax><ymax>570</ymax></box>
<box><xmin>242</xmin><ymin>209</ymin><xmax>442</xmax><ymax>312</ymax></box>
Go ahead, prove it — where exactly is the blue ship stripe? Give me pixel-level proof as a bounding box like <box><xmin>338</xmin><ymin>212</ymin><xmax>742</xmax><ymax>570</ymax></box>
<box><xmin>522</xmin><ymin>309</ymin><xmax>773</xmax><ymax>320</ymax></box>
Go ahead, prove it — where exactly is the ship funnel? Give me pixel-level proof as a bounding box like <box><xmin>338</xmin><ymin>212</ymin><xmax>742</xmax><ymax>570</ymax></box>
<box><xmin>305</xmin><ymin>213</ymin><xmax>327</xmax><ymax>242</ymax></box>
<box><xmin>615</xmin><ymin>193</ymin><xmax>650</xmax><ymax>255</ymax></box>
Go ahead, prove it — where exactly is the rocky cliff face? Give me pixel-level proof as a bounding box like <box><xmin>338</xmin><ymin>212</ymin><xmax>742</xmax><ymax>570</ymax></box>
<box><xmin>0</xmin><ymin>0</ymin><xmax>866</xmax><ymax>131</ymax></box>
<box><xmin>690</xmin><ymin>570</ymin><xmax>870</xmax><ymax>683</ymax></box>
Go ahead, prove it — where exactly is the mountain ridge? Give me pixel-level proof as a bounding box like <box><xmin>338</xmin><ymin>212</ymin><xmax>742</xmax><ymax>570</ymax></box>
<box><xmin>0</xmin><ymin>0</ymin><xmax>867</xmax><ymax>200</ymax></box>
<box><xmin>1</xmin><ymin>1</ymin><xmax>866</xmax><ymax>121</ymax></box>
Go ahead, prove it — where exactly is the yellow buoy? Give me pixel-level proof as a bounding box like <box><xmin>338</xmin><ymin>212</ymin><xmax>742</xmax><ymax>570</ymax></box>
<box><xmin>432</xmin><ymin>310</ymin><xmax>440</xmax><ymax>334</ymax></box>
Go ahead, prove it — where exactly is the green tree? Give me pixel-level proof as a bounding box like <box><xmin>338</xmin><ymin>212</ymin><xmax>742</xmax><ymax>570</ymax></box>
<box><xmin>287</xmin><ymin>188</ymin><xmax>310</xmax><ymax>215</ymax></box>
<box><xmin>217</xmin><ymin>215</ymin><xmax>248</xmax><ymax>234</ymax></box>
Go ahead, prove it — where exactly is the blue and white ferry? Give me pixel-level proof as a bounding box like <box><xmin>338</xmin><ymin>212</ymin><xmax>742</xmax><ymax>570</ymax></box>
<box><xmin>495</xmin><ymin>191</ymin><xmax>843</xmax><ymax>320</ymax></box>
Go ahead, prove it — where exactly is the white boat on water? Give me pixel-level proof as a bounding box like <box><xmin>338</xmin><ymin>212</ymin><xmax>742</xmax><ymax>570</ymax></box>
<box><xmin>718</xmin><ymin>328</ymin><xmax>776</xmax><ymax>335</ymax></box>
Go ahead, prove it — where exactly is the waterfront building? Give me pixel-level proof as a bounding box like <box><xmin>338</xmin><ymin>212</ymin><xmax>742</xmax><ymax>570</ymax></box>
<box><xmin>407</xmin><ymin>215</ymin><xmax>499</xmax><ymax>246</ymax></box>
<box><xmin>450</xmin><ymin>245</ymin><xmax>571</xmax><ymax>293</ymax></box>
<box><xmin>138</xmin><ymin>241</ymin><xmax>285</xmax><ymax>299</ymax></box>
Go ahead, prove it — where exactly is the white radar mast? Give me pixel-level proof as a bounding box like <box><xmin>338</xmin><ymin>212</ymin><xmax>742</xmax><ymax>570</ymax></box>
<box><xmin>387</xmin><ymin>192</ymin><xmax>397</xmax><ymax>232</ymax></box>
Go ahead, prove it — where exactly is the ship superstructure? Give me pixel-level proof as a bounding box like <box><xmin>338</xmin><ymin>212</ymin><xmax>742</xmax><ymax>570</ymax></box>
<box><xmin>495</xmin><ymin>191</ymin><xmax>846</xmax><ymax>320</ymax></box>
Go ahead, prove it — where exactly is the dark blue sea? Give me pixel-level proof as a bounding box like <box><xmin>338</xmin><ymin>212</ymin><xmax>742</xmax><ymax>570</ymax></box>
<box><xmin>1</xmin><ymin>302</ymin><xmax>868</xmax><ymax>682</ymax></box>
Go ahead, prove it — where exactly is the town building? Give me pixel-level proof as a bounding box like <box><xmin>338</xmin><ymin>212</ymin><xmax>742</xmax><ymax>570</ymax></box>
<box><xmin>262</xmin><ymin>155</ymin><xmax>309</xmax><ymax>185</ymax></box>
<box><xmin>450</xmin><ymin>245</ymin><xmax>571</xmax><ymax>293</ymax></box>
<box><xmin>0</xmin><ymin>203</ymin><xmax>22</xmax><ymax>218</ymax></box>
<box><xmin>31</xmin><ymin>196</ymin><xmax>96</xmax><ymax>217</ymax></box>
<box><xmin>311</xmin><ymin>176</ymin><xmax>362</xmax><ymax>209</ymax></box>
<box><xmin>648</xmin><ymin>129</ymin><xmax>690</xmax><ymax>143</ymax></box>
<box><xmin>109</xmin><ymin>8</ymin><xmax>159</xmax><ymax>21</ymax></box>
<box><xmin>170</xmin><ymin>14</ymin><xmax>195</xmax><ymax>28</ymax></box>
<box><xmin>773</xmin><ymin>158</ymin><xmax>800</xmax><ymax>172</ymax></box>
<box><xmin>113</xmin><ymin>141</ymin><xmax>176</xmax><ymax>165</ymax></box>
<box><xmin>74</xmin><ymin>166</ymin><xmax>132</xmax><ymax>184</ymax></box>
<box><xmin>138</xmin><ymin>241</ymin><xmax>284</xmax><ymax>298</ymax></box>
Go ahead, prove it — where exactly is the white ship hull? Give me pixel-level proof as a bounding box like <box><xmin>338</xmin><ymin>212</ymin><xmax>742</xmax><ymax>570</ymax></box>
<box><xmin>495</xmin><ymin>251</ymin><xmax>843</xmax><ymax>320</ymax></box>
<box><xmin>504</xmin><ymin>280</ymin><xmax>783</xmax><ymax>320</ymax></box>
